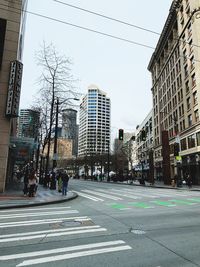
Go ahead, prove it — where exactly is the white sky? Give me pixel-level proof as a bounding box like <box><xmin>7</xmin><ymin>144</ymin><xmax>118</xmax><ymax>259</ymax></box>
<box><xmin>20</xmin><ymin>0</ymin><xmax>172</xmax><ymax>140</ymax></box>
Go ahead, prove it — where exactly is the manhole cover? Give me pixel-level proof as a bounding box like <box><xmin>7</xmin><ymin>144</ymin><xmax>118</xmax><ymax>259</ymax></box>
<box><xmin>131</xmin><ymin>230</ymin><xmax>146</xmax><ymax>235</ymax></box>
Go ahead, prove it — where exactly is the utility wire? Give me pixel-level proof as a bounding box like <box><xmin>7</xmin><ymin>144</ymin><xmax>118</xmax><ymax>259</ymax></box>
<box><xmin>1</xmin><ymin>3</ymin><xmax>200</xmax><ymax>62</ymax></box>
<box><xmin>0</xmin><ymin>4</ymin><xmax>155</xmax><ymax>50</ymax></box>
<box><xmin>53</xmin><ymin>0</ymin><xmax>160</xmax><ymax>36</ymax></box>
<box><xmin>53</xmin><ymin>0</ymin><xmax>200</xmax><ymax>49</ymax></box>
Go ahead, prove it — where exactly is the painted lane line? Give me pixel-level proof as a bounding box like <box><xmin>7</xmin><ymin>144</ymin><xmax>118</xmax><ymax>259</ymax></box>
<box><xmin>0</xmin><ymin>217</ymin><xmax>89</xmax><ymax>228</ymax></box>
<box><xmin>121</xmin><ymin>189</ymin><xmax>158</xmax><ymax>198</ymax></box>
<box><xmin>0</xmin><ymin>240</ymin><xmax>126</xmax><ymax>260</ymax></box>
<box><xmin>16</xmin><ymin>245</ymin><xmax>132</xmax><ymax>266</ymax></box>
<box><xmin>0</xmin><ymin>228</ymin><xmax>107</xmax><ymax>243</ymax></box>
<box><xmin>0</xmin><ymin>207</ymin><xmax>71</xmax><ymax>213</ymax></box>
<box><xmin>99</xmin><ymin>189</ymin><xmax>140</xmax><ymax>200</ymax></box>
<box><xmin>109</xmin><ymin>189</ymin><xmax>140</xmax><ymax>199</ymax></box>
<box><xmin>73</xmin><ymin>191</ymin><xmax>104</xmax><ymax>202</ymax></box>
<box><xmin>170</xmin><ymin>199</ymin><xmax>197</xmax><ymax>205</ymax></box>
<box><xmin>0</xmin><ymin>210</ymin><xmax>79</xmax><ymax>220</ymax></box>
<box><xmin>0</xmin><ymin>225</ymin><xmax>102</xmax><ymax>239</ymax></box>
<box><xmin>82</xmin><ymin>190</ymin><xmax>122</xmax><ymax>200</ymax></box>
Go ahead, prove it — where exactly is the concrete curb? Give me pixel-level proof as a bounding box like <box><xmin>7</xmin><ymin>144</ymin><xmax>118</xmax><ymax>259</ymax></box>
<box><xmin>0</xmin><ymin>192</ymin><xmax>78</xmax><ymax>210</ymax></box>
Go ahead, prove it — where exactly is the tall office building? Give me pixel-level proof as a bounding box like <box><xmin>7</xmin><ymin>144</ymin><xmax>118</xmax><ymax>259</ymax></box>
<box><xmin>78</xmin><ymin>85</ymin><xmax>111</xmax><ymax>157</ymax></box>
<box><xmin>18</xmin><ymin>109</ymin><xmax>40</xmax><ymax>140</ymax></box>
<box><xmin>0</xmin><ymin>0</ymin><xmax>28</xmax><ymax>192</ymax></box>
<box><xmin>148</xmin><ymin>0</ymin><xmax>200</xmax><ymax>184</ymax></box>
<box><xmin>61</xmin><ymin>108</ymin><xmax>78</xmax><ymax>156</ymax></box>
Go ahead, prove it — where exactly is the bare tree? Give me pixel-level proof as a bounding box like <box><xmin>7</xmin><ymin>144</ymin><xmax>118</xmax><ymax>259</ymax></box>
<box><xmin>35</xmin><ymin>42</ymin><xmax>79</xmax><ymax>185</ymax></box>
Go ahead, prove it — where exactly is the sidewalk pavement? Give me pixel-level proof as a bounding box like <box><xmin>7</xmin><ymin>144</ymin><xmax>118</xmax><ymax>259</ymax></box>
<box><xmin>0</xmin><ymin>183</ymin><xmax>78</xmax><ymax>210</ymax></box>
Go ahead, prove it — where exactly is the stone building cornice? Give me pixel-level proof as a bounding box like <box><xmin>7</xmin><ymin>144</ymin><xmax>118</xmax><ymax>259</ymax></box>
<box><xmin>147</xmin><ymin>0</ymin><xmax>179</xmax><ymax>71</ymax></box>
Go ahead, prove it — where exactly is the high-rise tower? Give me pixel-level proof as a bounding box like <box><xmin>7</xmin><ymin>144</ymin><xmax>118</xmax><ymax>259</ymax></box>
<box><xmin>78</xmin><ymin>85</ymin><xmax>111</xmax><ymax>157</ymax></box>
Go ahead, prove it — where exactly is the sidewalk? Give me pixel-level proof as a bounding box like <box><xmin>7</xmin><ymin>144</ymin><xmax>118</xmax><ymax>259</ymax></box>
<box><xmin>0</xmin><ymin>184</ymin><xmax>78</xmax><ymax>210</ymax></box>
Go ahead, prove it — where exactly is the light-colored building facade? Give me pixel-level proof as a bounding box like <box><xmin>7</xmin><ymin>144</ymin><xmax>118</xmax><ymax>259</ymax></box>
<box><xmin>135</xmin><ymin>110</ymin><xmax>153</xmax><ymax>178</ymax></box>
<box><xmin>148</xmin><ymin>0</ymin><xmax>200</xmax><ymax>184</ymax></box>
<box><xmin>0</xmin><ymin>0</ymin><xmax>28</xmax><ymax>192</ymax></box>
<box><xmin>78</xmin><ymin>85</ymin><xmax>111</xmax><ymax>157</ymax></box>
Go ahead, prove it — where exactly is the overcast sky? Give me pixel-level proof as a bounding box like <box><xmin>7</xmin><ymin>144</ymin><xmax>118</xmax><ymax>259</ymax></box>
<box><xmin>20</xmin><ymin>0</ymin><xmax>172</xmax><ymax>139</ymax></box>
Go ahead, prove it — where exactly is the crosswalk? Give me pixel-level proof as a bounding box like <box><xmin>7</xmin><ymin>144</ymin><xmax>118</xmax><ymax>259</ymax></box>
<box><xmin>73</xmin><ymin>187</ymin><xmax>200</xmax><ymax>209</ymax></box>
<box><xmin>0</xmin><ymin>206</ymin><xmax>131</xmax><ymax>266</ymax></box>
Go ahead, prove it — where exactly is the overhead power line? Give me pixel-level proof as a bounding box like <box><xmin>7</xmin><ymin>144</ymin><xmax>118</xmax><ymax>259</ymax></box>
<box><xmin>53</xmin><ymin>0</ymin><xmax>160</xmax><ymax>36</ymax></box>
<box><xmin>53</xmin><ymin>0</ymin><xmax>200</xmax><ymax>49</ymax></box>
<box><xmin>0</xmin><ymin>4</ymin><xmax>155</xmax><ymax>50</ymax></box>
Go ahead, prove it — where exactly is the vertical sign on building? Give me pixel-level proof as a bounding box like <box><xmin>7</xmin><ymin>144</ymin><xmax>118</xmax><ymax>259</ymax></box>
<box><xmin>0</xmin><ymin>18</ymin><xmax>6</xmax><ymax>69</ymax></box>
<box><xmin>6</xmin><ymin>60</ymin><xmax>23</xmax><ymax>117</ymax></box>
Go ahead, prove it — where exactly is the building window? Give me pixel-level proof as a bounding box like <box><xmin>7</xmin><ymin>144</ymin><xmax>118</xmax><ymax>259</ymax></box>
<box><xmin>194</xmin><ymin>110</ymin><xmax>199</xmax><ymax>122</ymax></box>
<box><xmin>196</xmin><ymin>132</ymin><xmax>200</xmax><ymax>147</ymax></box>
<box><xmin>188</xmin><ymin>134</ymin><xmax>196</xmax><ymax>148</ymax></box>
<box><xmin>185</xmin><ymin>80</ymin><xmax>189</xmax><ymax>94</ymax></box>
<box><xmin>184</xmin><ymin>64</ymin><xmax>188</xmax><ymax>78</ymax></box>
<box><xmin>193</xmin><ymin>91</ymin><xmax>197</xmax><ymax>105</ymax></box>
<box><xmin>190</xmin><ymin>56</ymin><xmax>195</xmax><ymax>71</ymax></box>
<box><xmin>191</xmin><ymin>73</ymin><xmax>196</xmax><ymax>87</ymax></box>
<box><xmin>189</xmin><ymin>39</ymin><xmax>193</xmax><ymax>54</ymax></box>
<box><xmin>181</xmin><ymin>138</ymin><xmax>187</xmax><ymax>151</ymax></box>
<box><xmin>188</xmin><ymin>114</ymin><xmax>192</xmax><ymax>127</ymax></box>
<box><xmin>183</xmin><ymin>49</ymin><xmax>187</xmax><ymax>62</ymax></box>
<box><xmin>187</xmin><ymin>97</ymin><xmax>191</xmax><ymax>110</ymax></box>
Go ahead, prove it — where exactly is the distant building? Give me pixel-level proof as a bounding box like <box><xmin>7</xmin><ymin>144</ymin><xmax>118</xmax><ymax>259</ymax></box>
<box><xmin>61</xmin><ymin>108</ymin><xmax>78</xmax><ymax>157</ymax></box>
<box><xmin>78</xmin><ymin>85</ymin><xmax>111</xmax><ymax>157</ymax></box>
<box><xmin>135</xmin><ymin>110</ymin><xmax>153</xmax><ymax>180</ymax></box>
<box><xmin>18</xmin><ymin>109</ymin><xmax>40</xmax><ymax>140</ymax></box>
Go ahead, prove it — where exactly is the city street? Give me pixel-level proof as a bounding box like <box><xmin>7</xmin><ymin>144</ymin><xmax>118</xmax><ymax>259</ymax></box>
<box><xmin>1</xmin><ymin>180</ymin><xmax>200</xmax><ymax>267</ymax></box>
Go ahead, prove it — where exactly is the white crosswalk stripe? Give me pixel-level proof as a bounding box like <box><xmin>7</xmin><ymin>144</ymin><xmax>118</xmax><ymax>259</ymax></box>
<box><xmin>0</xmin><ymin>225</ymin><xmax>107</xmax><ymax>243</ymax></box>
<box><xmin>16</xmin><ymin>245</ymin><xmax>131</xmax><ymax>266</ymax></box>
<box><xmin>0</xmin><ymin>210</ymin><xmax>78</xmax><ymax>220</ymax></box>
<box><xmin>0</xmin><ymin>216</ymin><xmax>91</xmax><ymax>228</ymax></box>
<box><xmin>73</xmin><ymin>191</ymin><xmax>104</xmax><ymax>201</ymax></box>
<box><xmin>0</xmin><ymin>205</ymin><xmax>132</xmax><ymax>266</ymax></box>
<box><xmin>82</xmin><ymin>189</ymin><xmax>122</xmax><ymax>200</ymax></box>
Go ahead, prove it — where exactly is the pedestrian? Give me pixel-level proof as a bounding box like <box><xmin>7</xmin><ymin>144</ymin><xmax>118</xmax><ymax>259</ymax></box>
<box><xmin>186</xmin><ymin>173</ymin><xmax>192</xmax><ymax>188</ymax></box>
<box><xmin>23</xmin><ymin>163</ymin><xmax>30</xmax><ymax>196</ymax></box>
<box><xmin>57</xmin><ymin>171</ymin><xmax>62</xmax><ymax>193</ymax></box>
<box><xmin>50</xmin><ymin>169</ymin><xmax>56</xmax><ymax>190</ymax></box>
<box><xmin>61</xmin><ymin>170</ymin><xmax>69</xmax><ymax>196</ymax></box>
<box><xmin>28</xmin><ymin>170</ymin><xmax>37</xmax><ymax>197</ymax></box>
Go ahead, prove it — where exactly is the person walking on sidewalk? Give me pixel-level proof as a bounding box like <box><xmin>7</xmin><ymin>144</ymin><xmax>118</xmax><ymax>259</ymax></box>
<box><xmin>61</xmin><ymin>170</ymin><xmax>69</xmax><ymax>196</ymax></box>
<box><xmin>186</xmin><ymin>173</ymin><xmax>192</xmax><ymax>189</ymax></box>
<box><xmin>28</xmin><ymin>170</ymin><xmax>37</xmax><ymax>197</ymax></box>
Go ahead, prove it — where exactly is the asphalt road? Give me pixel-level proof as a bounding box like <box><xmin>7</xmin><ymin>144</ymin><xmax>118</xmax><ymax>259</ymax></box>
<box><xmin>1</xmin><ymin>179</ymin><xmax>200</xmax><ymax>267</ymax></box>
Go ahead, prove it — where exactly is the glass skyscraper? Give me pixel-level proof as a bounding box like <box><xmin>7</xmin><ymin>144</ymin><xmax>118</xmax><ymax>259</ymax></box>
<box><xmin>78</xmin><ymin>85</ymin><xmax>111</xmax><ymax>157</ymax></box>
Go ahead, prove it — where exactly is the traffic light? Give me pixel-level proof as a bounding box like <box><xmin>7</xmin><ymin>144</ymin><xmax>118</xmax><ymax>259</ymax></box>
<box><xmin>119</xmin><ymin>129</ymin><xmax>124</xmax><ymax>140</ymax></box>
<box><xmin>174</xmin><ymin>142</ymin><xmax>179</xmax><ymax>156</ymax></box>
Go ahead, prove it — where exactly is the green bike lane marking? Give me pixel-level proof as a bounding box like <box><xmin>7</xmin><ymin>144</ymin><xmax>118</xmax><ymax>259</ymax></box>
<box><xmin>170</xmin><ymin>199</ymin><xmax>197</xmax><ymax>205</ymax></box>
<box><xmin>128</xmin><ymin>202</ymin><xmax>154</xmax><ymax>209</ymax></box>
<box><xmin>187</xmin><ymin>198</ymin><xmax>200</xmax><ymax>202</ymax></box>
<box><xmin>108</xmin><ymin>198</ymin><xmax>200</xmax><ymax>210</ymax></box>
<box><xmin>150</xmin><ymin>200</ymin><xmax>176</xmax><ymax>207</ymax></box>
